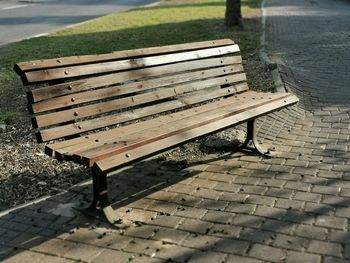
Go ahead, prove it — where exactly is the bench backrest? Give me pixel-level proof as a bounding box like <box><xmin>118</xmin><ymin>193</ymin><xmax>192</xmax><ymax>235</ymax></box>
<box><xmin>14</xmin><ymin>39</ymin><xmax>248</xmax><ymax>143</ymax></box>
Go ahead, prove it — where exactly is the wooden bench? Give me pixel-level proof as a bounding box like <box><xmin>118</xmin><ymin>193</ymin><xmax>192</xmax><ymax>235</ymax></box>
<box><xmin>14</xmin><ymin>39</ymin><xmax>299</xmax><ymax>223</ymax></box>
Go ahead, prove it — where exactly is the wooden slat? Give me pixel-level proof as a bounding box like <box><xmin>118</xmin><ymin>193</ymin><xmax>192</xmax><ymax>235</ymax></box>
<box><xmin>77</xmin><ymin>93</ymin><xmax>291</xmax><ymax>165</ymax></box>
<box><xmin>75</xmin><ymin>95</ymin><xmax>270</xmax><ymax>164</ymax></box>
<box><xmin>23</xmin><ymin>45</ymin><xmax>240</xmax><ymax>83</ymax></box>
<box><xmin>45</xmin><ymin>82</ymin><xmax>249</xmax><ymax>156</ymax></box>
<box><xmin>15</xmin><ymin>39</ymin><xmax>235</xmax><ymax>73</ymax></box>
<box><xmin>38</xmin><ymin>83</ymin><xmax>248</xmax><ymax>142</ymax></box>
<box><xmin>31</xmin><ymin>64</ymin><xmax>244</xmax><ymax>114</ymax></box>
<box><xmin>29</xmin><ymin>56</ymin><xmax>242</xmax><ymax>103</ymax></box>
<box><xmin>53</xmin><ymin>88</ymin><xmax>252</xmax><ymax>159</ymax></box>
<box><xmin>93</xmin><ymin>94</ymin><xmax>299</xmax><ymax>172</ymax></box>
<box><xmin>34</xmin><ymin>73</ymin><xmax>247</xmax><ymax>133</ymax></box>
<box><xmin>53</xmin><ymin>92</ymin><xmax>290</xmax><ymax>163</ymax></box>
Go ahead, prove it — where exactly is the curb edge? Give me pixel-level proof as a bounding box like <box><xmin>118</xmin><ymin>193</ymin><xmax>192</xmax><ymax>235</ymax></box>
<box><xmin>259</xmin><ymin>0</ymin><xmax>286</xmax><ymax>93</ymax></box>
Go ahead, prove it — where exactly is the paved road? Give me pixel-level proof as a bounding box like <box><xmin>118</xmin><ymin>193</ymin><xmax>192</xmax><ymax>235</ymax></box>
<box><xmin>0</xmin><ymin>0</ymin><xmax>158</xmax><ymax>46</ymax></box>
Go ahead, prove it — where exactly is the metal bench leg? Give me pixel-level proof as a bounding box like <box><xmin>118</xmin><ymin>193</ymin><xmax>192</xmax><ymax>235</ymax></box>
<box><xmin>73</xmin><ymin>168</ymin><xmax>118</xmax><ymax>224</ymax></box>
<box><xmin>240</xmin><ymin>119</ymin><xmax>272</xmax><ymax>157</ymax></box>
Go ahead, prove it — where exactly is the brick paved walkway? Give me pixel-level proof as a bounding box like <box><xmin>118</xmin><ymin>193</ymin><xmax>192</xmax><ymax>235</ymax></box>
<box><xmin>1</xmin><ymin>0</ymin><xmax>350</xmax><ymax>262</ymax></box>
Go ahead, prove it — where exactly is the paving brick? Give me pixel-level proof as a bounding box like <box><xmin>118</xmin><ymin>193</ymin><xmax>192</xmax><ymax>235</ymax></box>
<box><xmin>284</xmin><ymin>159</ymin><xmax>308</xmax><ymax>167</ymax></box>
<box><xmin>271</xmin><ymin>233</ymin><xmax>309</xmax><ymax>251</ymax></box>
<box><xmin>328</xmin><ymin>230</ymin><xmax>350</xmax><ymax>243</ymax></box>
<box><xmin>219</xmin><ymin>192</ymin><xmax>247</xmax><ymax>203</ymax></box>
<box><xmin>293</xmin><ymin>167</ymin><xmax>318</xmax><ymax>176</ymax></box>
<box><xmin>323</xmin><ymin>256</ymin><xmax>350</xmax><ymax>263</ymax></box>
<box><xmin>275</xmin><ymin>172</ymin><xmax>301</xmax><ymax>181</ymax></box>
<box><xmin>152</xmin><ymin>227</ymin><xmax>189</xmax><ymax>245</ymax></box>
<box><xmin>214</xmin><ymin>182</ymin><xmax>241</xmax><ymax>193</ymax></box>
<box><xmin>196</xmin><ymin>199</ymin><xmax>228</xmax><ymax>211</ymax></box>
<box><xmin>182</xmin><ymin>233</ymin><xmax>220</xmax><ymax>249</ymax></box>
<box><xmin>92</xmin><ymin>232</ymin><xmax>132</xmax><ymax>251</ymax></box>
<box><xmin>335</xmin><ymin>207</ymin><xmax>350</xmax><ymax>218</ymax></box>
<box><xmin>201</xmin><ymin>210</ymin><xmax>234</xmax><ymax>224</ymax></box>
<box><xmin>254</xmin><ymin>205</ymin><xmax>286</xmax><ymax>219</ymax></box>
<box><xmin>315</xmin><ymin>215</ymin><xmax>347</xmax><ymax>230</ymax></box>
<box><xmin>245</xmin><ymin>194</ymin><xmax>276</xmax><ymax>206</ymax></box>
<box><xmin>209</xmin><ymin>224</ymin><xmax>241</xmax><ymax>239</ymax></box>
<box><xmin>188</xmin><ymin>250</ymin><xmax>226</xmax><ymax>263</ymax></box>
<box><xmin>248</xmin><ymin>244</ymin><xmax>285</xmax><ymax>262</ymax></box>
<box><xmin>32</xmin><ymin>238</ymin><xmax>75</xmax><ymax>256</ymax></box>
<box><xmin>301</xmin><ymin>175</ymin><xmax>329</xmax><ymax>185</ymax></box>
<box><xmin>214</xmin><ymin>238</ymin><xmax>250</xmax><ymax>255</ymax></box>
<box><xmin>234</xmin><ymin>176</ymin><xmax>259</xmax><ymax>185</ymax></box>
<box><xmin>192</xmin><ymin>188</ymin><xmax>221</xmax><ymax>200</ymax></box>
<box><xmin>293</xmin><ymin>191</ymin><xmax>322</xmax><ymax>203</ymax></box>
<box><xmin>340</xmin><ymin>188</ymin><xmax>350</xmax><ymax>197</ymax></box>
<box><xmin>232</xmin><ymin>214</ymin><xmax>265</xmax><ymax>228</ymax></box>
<box><xmin>146</xmin><ymin>191</ymin><xmax>178</xmax><ymax>202</ymax></box>
<box><xmin>2</xmin><ymin>250</ymin><xmax>76</xmax><ymax>263</ymax></box>
<box><xmin>125</xmin><ymin>225</ymin><xmax>159</xmax><ymax>239</ymax></box>
<box><xmin>7</xmin><ymin>233</ymin><xmax>46</xmax><ymax>249</ymax></box>
<box><xmin>174</xmin><ymin>206</ymin><xmax>207</xmax><ymax>219</ymax></box>
<box><xmin>265</xmin><ymin>188</ymin><xmax>294</xmax><ymax>199</ymax></box>
<box><xmin>64</xmin><ymin>243</ymin><xmax>105</xmax><ymax>261</ymax></box>
<box><xmin>307</xmin><ymin>240</ymin><xmax>342</xmax><ymax>257</ymax></box>
<box><xmin>245</xmin><ymin>162</ymin><xmax>272</xmax><ymax>171</ymax></box>
<box><xmin>318</xmin><ymin>171</ymin><xmax>343</xmax><ymax>179</ymax></box>
<box><xmin>228</xmin><ymin>168</ymin><xmax>252</xmax><ymax>176</ymax></box>
<box><xmin>343</xmin><ymin>244</ymin><xmax>350</xmax><ymax>260</ymax></box>
<box><xmin>188</xmin><ymin>178</ymin><xmax>218</xmax><ymax>189</ymax></box>
<box><xmin>258</xmin><ymin>178</ymin><xmax>285</xmax><ymax>188</ymax></box>
<box><xmin>239</xmin><ymin>228</ymin><xmax>272</xmax><ymax>244</ymax></box>
<box><xmin>178</xmin><ymin>218</ymin><xmax>213</xmax><ymax>235</ymax></box>
<box><xmin>172</xmin><ymin>194</ymin><xmax>202</xmax><ymax>207</ymax></box>
<box><xmin>275</xmin><ymin>198</ymin><xmax>304</xmax><ymax>210</ymax></box>
<box><xmin>239</xmin><ymin>185</ymin><xmax>267</xmax><ymax>195</ymax></box>
<box><xmin>155</xmin><ymin>244</ymin><xmax>197</xmax><ymax>262</ymax></box>
<box><xmin>311</xmin><ymin>185</ymin><xmax>340</xmax><ymax>195</ymax></box>
<box><xmin>261</xmin><ymin>218</ymin><xmax>295</xmax><ymax>234</ymax></box>
<box><xmin>308</xmin><ymin>162</ymin><xmax>333</xmax><ymax>171</ymax></box>
<box><xmin>168</xmin><ymin>184</ymin><xmax>196</xmax><ymax>195</ymax></box>
<box><xmin>284</xmin><ymin>181</ymin><xmax>310</xmax><ymax>192</ymax></box>
<box><xmin>303</xmin><ymin>202</ymin><xmax>335</xmax><ymax>215</ymax></box>
<box><xmin>225</xmin><ymin>202</ymin><xmax>256</xmax><ymax>214</ymax></box>
<box><xmin>268</xmin><ymin>165</ymin><xmax>293</xmax><ymax>173</ymax></box>
<box><xmin>149</xmin><ymin>215</ymin><xmax>182</xmax><ymax>228</ymax></box>
<box><xmin>285</xmin><ymin>251</ymin><xmax>321</xmax><ymax>263</ymax></box>
<box><xmin>124</xmin><ymin>238</ymin><xmax>161</xmax><ymax>257</ymax></box>
<box><xmin>321</xmin><ymin>195</ymin><xmax>350</xmax><ymax>207</ymax></box>
<box><xmin>294</xmin><ymin>224</ymin><xmax>327</xmax><ymax>240</ymax></box>
<box><xmin>225</xmin><ymin>254</ymin><xmax>262</xmax><ymax>263</ymax></box>
<box><xmin>123</xmin><ymin>208</ymin><xmax>158</xmax><ymax>223</ymax></box>
<box><xmin>205</xmin><ymin>165</ymin><xmax>231</xmax><ymax>174</ymax></box>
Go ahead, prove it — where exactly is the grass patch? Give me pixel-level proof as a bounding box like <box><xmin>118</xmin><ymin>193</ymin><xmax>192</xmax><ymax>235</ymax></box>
<box><xmin>0</xmin><ymin>111</ymin><xmax>22</xmax><ymax>125</ymax></box>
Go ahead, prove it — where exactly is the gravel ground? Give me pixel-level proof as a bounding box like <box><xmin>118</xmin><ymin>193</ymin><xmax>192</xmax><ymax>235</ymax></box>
<box><xmin>0</xmin><ymin>52</ymin><xmax>273</xmax><ymax>212</ymax></box>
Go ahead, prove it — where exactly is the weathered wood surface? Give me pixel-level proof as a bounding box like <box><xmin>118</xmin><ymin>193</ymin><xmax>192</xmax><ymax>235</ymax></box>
<box><xmin>17</xmin><ymin>43</ymin><xmax>240</xmax><ymax>84</ymax></box>
<box><xmin>15</xmin><ymin>39</ymin><xmax>235</xmax><ymax>73</ymax></box>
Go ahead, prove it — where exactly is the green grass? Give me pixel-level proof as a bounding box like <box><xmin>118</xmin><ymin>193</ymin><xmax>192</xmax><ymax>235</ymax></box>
<box><xmin>0</xmin><ymin>111</ymin><xmax>22</xmax><ymax>125</ymax></box>
<box><xmin>0</xmin><ymin>0</ymin><xmax>261</xmax><ymax>82</ymax></box>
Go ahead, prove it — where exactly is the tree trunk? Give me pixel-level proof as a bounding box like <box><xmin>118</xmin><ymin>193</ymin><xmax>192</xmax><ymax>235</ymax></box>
<box><xmin>225</xmin><ymin>0</ymin><xmax>243</xmax><ymax>27</ymax></box>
